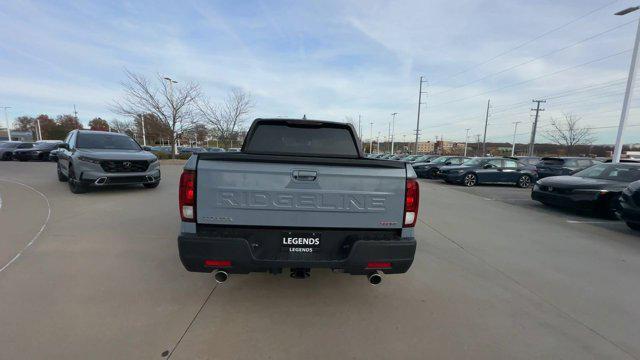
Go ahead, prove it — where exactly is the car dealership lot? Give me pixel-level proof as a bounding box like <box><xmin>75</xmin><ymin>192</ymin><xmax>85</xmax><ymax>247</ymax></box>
<box><xmin>1</xmin><ymin>162</ymin><xmax>640</xmax><ymax>359</ymax></box>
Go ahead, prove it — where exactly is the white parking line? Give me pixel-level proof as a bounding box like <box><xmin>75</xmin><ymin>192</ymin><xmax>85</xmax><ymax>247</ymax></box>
<box><xmin>0</xmin><ymin>179</ymin><xmax>51</xmax><ymax>273</ymax></box>
<box><xmin>566</xmin><ymin>220</ymin><xmax>611</xmax><ymax>224</ymax></box>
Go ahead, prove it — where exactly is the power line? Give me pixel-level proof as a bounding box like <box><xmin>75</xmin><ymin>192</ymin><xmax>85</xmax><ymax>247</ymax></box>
<box><xmin>432</xmin><ymin>49</ymin><xmax>632</xmax><ymax>107</ymax></box>
<box><xmin>433</xmin><ymin>0</ymin><xmax>622</xmax><ymax>84</ymax></box>
<box><xmin>433</xmin><ymin>17</ymin><xmax>637</xmax><ymax>97</ymax></box>
<box><xmin>422</xmin><ymin>78</ymin><xmax>634</xmax><ymax>131</ymax></box>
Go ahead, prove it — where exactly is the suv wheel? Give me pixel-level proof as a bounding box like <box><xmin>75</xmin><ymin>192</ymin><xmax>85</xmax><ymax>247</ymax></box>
<box><xmin>57</xmin><ymin>163</ymin><xmax>68</xmax><ymax>182</ymax></box>
<box><xmin>67</xmin><ymin>165</ymin><xmax>87</xmax><ymax>194</ymax></box>
<box><xmin>517</xmin><ymin>175</ymin><xmax>531</xmax><ymax>188</ymax></box>
<box><xmin>463</xmin><ymin>173</ymin><xmax>477</xmax><ymax>187</ymax></box>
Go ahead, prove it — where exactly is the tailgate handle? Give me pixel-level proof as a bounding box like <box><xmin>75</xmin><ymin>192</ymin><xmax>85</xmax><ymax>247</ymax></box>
<box><xmin>292</xmin><ymin>170</ymin><xmax>317</xmax><ymax>181</ymax></box>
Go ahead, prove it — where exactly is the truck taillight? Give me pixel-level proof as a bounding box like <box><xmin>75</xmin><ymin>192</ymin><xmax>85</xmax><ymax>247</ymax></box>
<box><xmin>404</xmin><ymin>179</ymin><xmax>419</xmax><ymax>227</ymax></box>
<box><xmin>179</xmin><ymin>170</ymin><xmax>196</xmax><ymax>222</ymax></box>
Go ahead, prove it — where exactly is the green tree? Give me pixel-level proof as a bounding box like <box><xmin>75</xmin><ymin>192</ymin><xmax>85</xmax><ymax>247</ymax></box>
<box><xmin>89</xmin><ymin>117</ymin><xmax>109</xmax><ymax>131</ymax></box>
<box><xmin>36</xmin><ymin>115</ymin><xmax>58</xmax><ymax>140</ymax></box>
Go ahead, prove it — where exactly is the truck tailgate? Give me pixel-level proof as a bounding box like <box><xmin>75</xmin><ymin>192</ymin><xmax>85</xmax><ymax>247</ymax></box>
<box><xmin>196</xmin><ymin>159</ymin><xmax>406</xmax><ymax>229</ymax></box>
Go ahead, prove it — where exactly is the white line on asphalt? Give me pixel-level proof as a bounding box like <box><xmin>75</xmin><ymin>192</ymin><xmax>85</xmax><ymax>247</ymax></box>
<box><xmin>566</xmin><ymin>220</ymin><xmax>611</xmax><ymax>224</ymax></box>
<box><xmin>0</xmin><ymin>179</ymin><xmax>51</xmax><ymax>274</ymax></box>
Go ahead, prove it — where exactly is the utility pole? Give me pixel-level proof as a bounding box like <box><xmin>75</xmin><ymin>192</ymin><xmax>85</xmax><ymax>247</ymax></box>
<box><xmin>511</xmin><ymin>121</ymin><xmax>521</xmax><ymax>156</ymax></box>
<box><xmin>376</xmin><ymin>132</ymin><xmax>381</xmax><ymax>153</ymax></box>
<box><xmin>464</xmin><ymin>128</ymin><xmax>470</xmax><ymax>156</ymax></box>
<box><xmin>140</xmin><ymin>114</ymin><xmax>147</xmax><ymax>146</ymax></box>
<box><xmin>369</xmin><ymin>121</ymin><xmax>374</xmax><ymax>153</ymax></box>
<box><xmin>414</xmin><ymin>76</ymin><xmax>427</xmax><ymax>155</ymax></box>
<box><xmin>390</xmin><ymin>112</ymin><xmax>398</xmax><ymax>153</ymax></box>
<box><xmin>476</xmin><ymin>134</ymin><xmax>481</xmax><ymax>157</ymax></box>
<box><xmin>482</xmin><ymin>99</ymin><xmax>490</xmax><ymax>156</ymax></box>
<box><xmin>528</xmin><ymin>99</ymin><xmax>546</xmax><ymax>156</ymax></box>
<box><xmin>2</xmin><ymin>106</ymin><xmax>11</xmax><ymax>140</ymax></box>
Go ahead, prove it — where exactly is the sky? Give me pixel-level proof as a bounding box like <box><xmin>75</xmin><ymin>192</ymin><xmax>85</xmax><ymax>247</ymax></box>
<box><xmin>1</xmin><ymin>0</ymin><xmax>640</xmax><ymax>145</ymax></box>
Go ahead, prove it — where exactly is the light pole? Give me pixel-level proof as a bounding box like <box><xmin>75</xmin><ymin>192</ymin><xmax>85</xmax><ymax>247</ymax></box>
<box><xmin>2</xmin><ymin>106</ymin><xmax>11</xmax><ymax>140</ymax></box>
<box><xmin>369</xmin><ymin>121</ymin><xmax>374</xmax><ymax>153</ymax></box>
<box><xmin>390</xmin><ymin>112</ymin><xmax>398</xmax><ymax>153</ymax></box>
<box><xmin>464</xmin><ymin>128</ymin><xmax>470</xmax><ymax>156</ymax></box>
<box><xmin>140</xmin><ymin>114</ymin><xmax>147</xmax><ymax>146</ymax></box>
<box><xmin>613</xmin><ymin>6</ymin><xmax>640</xmax><ymax>163</ymax></box>
<box><xmin>36</xmin><ymin>117</ymin><xmax>42</xmax><ymax>140</ymax></box>
<box><xmin>164</xmin><ymin>77</ymin><xmax>178</xmax><ymax>154</ymax></box>
<box><xmin>511</xmin><ymin>121</ymin><xmax>521</xmax><ymax>156</ymax></box>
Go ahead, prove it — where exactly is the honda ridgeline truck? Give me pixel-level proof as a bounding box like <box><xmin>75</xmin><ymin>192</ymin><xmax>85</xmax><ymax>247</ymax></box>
<box><xmin>177</xmin><ymin>119</ymin><xmax>418</xmax><ymax>284</ymax></box>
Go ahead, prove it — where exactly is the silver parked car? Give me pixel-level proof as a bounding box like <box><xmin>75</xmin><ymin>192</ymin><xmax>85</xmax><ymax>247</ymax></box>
<box><xmin>56</xmin><ymin>130</ymin><xmax>161</xmax><ymax>194</ymax></box>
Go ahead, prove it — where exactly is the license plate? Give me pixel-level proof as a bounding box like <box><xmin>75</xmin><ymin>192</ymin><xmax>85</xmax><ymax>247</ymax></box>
<box><xmin>282</xmin><ymin>232</ymin><xmax>321</xmax><ymax>253</ymax></box>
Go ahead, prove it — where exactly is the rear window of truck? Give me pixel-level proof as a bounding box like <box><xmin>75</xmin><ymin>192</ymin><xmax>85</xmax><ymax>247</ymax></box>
<box><xmin>244</xmin><ymin>123</ymin><xmax>358</xmax><ymax>157</ymax></box>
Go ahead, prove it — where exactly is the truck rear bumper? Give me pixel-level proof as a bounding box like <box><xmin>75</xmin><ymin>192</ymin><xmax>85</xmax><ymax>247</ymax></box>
<box><xmin>178</xmin><ymin>233</ymin><xmax>416</xmax><ymax>275</ymax></box>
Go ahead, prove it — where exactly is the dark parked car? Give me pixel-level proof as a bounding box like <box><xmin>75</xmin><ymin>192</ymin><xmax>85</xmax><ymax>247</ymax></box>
<box><xmin>205</xmin><ymin>147</ymin><xmax>225</xmax><ymax>152</ymax></box>
<box><xmin>440</xmin><ymin>157</ymin><xmax>537</xmax><ymax>187</ymax></box>
<box><xmin>0</xmin><ymin>142</ymin><xmax>33</xmax><ymax>160</ymax></box>
<box><xmin>536</xmin><ymin>157</ymin><xmax>600</xmax><ymax>178</ymax></box>
<box><xmin>179</xmin><ymin>146</ymin><xmax>205</xmax><ymax>154</ymax></box>
<box><xmin>410</xmin><ymin>154</ymin><xmax>439</xmax><ymax>164</ymax></box>
<box><xmin>512</xmin><ymin>156</ymin><xmax>541</xmax><ymax>166</ymax></box>
<box><xmin>389</xmin><ymin>154</ymin><xmax>408</xmax><ymax>160</ymax></box>
<box><xmin>12</xmin><ymin>141</ymin><xmax>62</xmax><ymax>161</ymax></box>
<box><xmin>49</xmin><ymin>148</ymin><xmax>62</xmax><ymax>161</ymax></box>
<box><xmin>412</xmin><ymin>156</ymin><xmax>468</xmax><ymax>179</ymax></box>
<box><xmin>531</xmin><ymin>163</ymin><xmax>640</xmax><ymax>218</ymax></box>
<box><xmin>619</xmin><ymin>180</ymin><xmax>640</xmax><ymax>230</ymax></box>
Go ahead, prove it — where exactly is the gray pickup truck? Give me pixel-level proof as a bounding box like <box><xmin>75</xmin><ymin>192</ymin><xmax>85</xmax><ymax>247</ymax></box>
<box><xmin>178</xmin><ymin>119</ymin><xmax>418</xmax><ymax>284</ymax></box>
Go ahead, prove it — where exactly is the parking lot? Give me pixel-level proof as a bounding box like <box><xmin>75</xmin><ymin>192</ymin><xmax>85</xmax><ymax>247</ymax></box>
<box><xmin>1</xmin><ymin>161</ymin><xmax>640</xmax><ymax>359</ymax></box>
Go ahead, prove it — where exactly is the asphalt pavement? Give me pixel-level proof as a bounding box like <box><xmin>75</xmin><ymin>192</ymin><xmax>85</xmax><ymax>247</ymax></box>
<box><xmin>1</xmin><ymin>162</ymin><xmax>639</xmax><ymax>359</ymax></box>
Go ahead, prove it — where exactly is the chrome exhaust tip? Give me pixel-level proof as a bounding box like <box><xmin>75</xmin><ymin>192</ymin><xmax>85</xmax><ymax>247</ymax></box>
<box><xmin>368</xmin><ymin>271</ymin><xmax>382</xmax><ymax>285</ymax></box>
<box><xmin>214</xmin><ymin>270</ymin><xmax>229</xmax><ymax>283</ymax></box>
<box><xmin>94</xmin><ymin>177</ymin><xmax>107</xmax><ymax>185</ymax></box>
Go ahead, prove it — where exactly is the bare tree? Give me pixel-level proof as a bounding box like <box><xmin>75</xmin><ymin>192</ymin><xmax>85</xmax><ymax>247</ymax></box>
<box><xmin>109</xmin><ymin>119</ymin><xmax>135</xmax><ymax>136</ymax></box>
<box><xmin>110</xmin><ymin>69</ymin><xmax>201</xmax><ymax>158</ymax></box>
<box><xmin>544</xmin><ymin>113</ymin><xmax>595</xmax><ymax>155</ymax></box>
<box><xmin>196</xmin><ymin>89</ymin><xmax>253</xmax><ymax>148</ymax></box>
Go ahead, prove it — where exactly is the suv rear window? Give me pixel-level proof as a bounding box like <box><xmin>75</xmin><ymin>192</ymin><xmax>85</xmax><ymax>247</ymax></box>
<box><xmin>244</xmin><ymin>123</ymin><xmax>358</xmax><ymax>157</ymax></box>
<box><xmin>76</xmin><ymin>133</ymin><xmax>141</xmax><ymax>150</ymax></box>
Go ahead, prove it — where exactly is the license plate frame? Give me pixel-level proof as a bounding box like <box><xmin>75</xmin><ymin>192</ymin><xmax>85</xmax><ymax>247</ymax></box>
<box><xmin>281</xmin><ymin>232</ymin><xmax>321</xmax><ymax>252</ymax></box>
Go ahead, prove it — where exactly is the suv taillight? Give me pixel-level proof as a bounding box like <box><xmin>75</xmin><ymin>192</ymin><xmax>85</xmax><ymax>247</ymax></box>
<box><xmin>404</xmin><ymin>179</ymin><xmax>419</xmax><ymax>227</ymax></box>
<box><xmin>179</xmin><ymin>170</ymin><xmax>196</xmax><ymax>222</ymax></box>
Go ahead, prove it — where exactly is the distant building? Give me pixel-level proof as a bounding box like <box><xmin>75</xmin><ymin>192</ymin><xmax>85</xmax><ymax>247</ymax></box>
<box><xmin>416</xmin><ymin>141</ymin><xmax>435</xmax><ymax>154</ymax></box>
<box><xmin>0</xmin><ymin>129</ymin><xmax>34</xmax><ymax>142</ymax></box>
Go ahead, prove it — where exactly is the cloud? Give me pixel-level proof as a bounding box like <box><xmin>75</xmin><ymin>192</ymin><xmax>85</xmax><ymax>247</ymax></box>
<box><xmin>0</xmin><ymin>0</ymin><xmax>638</xmax><ymax>143</ymax></box>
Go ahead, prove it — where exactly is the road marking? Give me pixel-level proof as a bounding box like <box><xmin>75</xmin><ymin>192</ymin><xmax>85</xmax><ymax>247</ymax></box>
<box><xmin>0</xmin><ymin>179</ymin><xmax>51</xmax><ymax>274</ymax></box>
